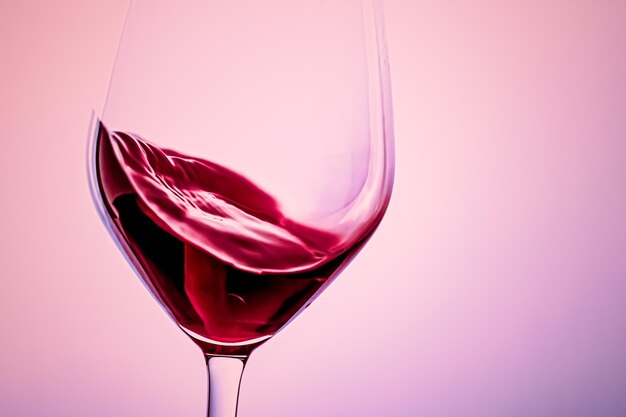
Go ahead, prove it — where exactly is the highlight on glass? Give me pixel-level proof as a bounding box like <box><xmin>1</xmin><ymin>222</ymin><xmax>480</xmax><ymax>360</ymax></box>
<box><xmin>87</xmin><ymin>1</ymin><xmax>394</xmax><ymax>416</ymax></box>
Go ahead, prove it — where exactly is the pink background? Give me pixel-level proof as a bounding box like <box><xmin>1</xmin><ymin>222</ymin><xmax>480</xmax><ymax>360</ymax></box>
<box><xmin>1</xmin><ymin>1</ymin><xmax>625</xmax><ymax>416</ymax></box>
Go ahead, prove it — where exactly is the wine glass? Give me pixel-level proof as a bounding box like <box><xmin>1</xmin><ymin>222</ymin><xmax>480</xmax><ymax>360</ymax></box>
<box><xmin>87</xmin><ymin>1</ymin><xmax>394</xmax><ymax>416</ymax></box>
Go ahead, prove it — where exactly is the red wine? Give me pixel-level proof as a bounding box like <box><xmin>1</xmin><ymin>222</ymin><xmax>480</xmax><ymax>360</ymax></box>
<box><xmin>94</xmin><ymin>124</ymin><xmax>371</xmax><ymax>351</ymax></box>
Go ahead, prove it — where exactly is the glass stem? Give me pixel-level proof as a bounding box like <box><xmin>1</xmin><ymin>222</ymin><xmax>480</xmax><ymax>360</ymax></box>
<box><xmin>205</xmin><ymin>355</ymin><xmax>247</xmax><ymax>417</ymax></box>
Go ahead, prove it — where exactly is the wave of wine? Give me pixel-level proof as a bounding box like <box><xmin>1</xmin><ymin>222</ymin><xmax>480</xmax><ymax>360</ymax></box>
<box><xmin>93</xmin><ymin>124</ymin><xmax>372</xmax><ymax>346</ymax></box>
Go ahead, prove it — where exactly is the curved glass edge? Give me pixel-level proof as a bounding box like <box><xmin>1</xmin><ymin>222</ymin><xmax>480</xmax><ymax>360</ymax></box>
<box><xmin>87</xmin><ymin>113</ymin><xmax>175</xmax><ymax>319</ymax></box>
<box><xmin>365</xmin><ymin>0</ymin><xmax>396</xmax><ymax>216</ymax></box>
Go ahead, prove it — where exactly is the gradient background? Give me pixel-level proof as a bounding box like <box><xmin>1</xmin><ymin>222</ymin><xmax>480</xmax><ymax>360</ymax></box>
<box><xmin>1</xmin><ymin>1</ymin><xmax>625</xmax><ymax>416</ymax></box>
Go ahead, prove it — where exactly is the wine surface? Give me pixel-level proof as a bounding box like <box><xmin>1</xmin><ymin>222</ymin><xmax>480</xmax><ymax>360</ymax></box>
<box><xmin>94</xmin><ymin>124</ymin><xmax>367</xmax><ymax>347</ymax></box>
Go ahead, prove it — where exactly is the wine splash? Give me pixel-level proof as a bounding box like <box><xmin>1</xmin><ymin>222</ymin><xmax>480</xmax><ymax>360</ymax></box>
<box><xmin>93</xmin><ymin>123</ymin><xmax>371</xmax><ymax>349</ymax></box>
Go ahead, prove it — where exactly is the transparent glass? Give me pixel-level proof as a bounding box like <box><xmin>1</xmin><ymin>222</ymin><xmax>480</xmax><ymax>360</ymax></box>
<box><xmin>87</xmin><ymin>1</ymin><xmax>393</xmax><ymax>416</ymax></box>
